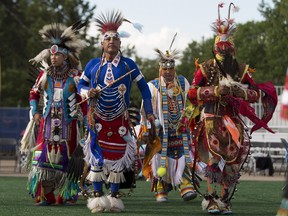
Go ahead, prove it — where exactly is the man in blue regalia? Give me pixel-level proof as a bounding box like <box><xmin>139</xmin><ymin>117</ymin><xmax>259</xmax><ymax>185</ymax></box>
<box><xmin>78</xmin><ymin>10</ymin><xmax>154</xmax><ymax>213</ymax></box>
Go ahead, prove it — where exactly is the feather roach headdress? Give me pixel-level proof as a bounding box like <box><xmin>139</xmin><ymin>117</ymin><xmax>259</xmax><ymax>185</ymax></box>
<box><xmin>155</xmin><ymin>32</ymin><xmax>181</xmax><ymax>69</ymax></box>
<box><xmin>95</xmin><ymin>10</ymin><xmax>143</xmax><ymax>40</ymax></box>
<box><xmin>29</xmin><ymin>20</ymin><xmax>87</xmax><ymax>67</ymax></box>
<box><xmin>211</xmin><ymin>2</ymin><xmax>239</xmax><ymax>58</ymax></box>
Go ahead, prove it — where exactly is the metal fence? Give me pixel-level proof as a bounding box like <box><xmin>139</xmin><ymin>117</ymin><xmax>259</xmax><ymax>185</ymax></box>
<box><xmin>245</xmin><ymin>85</ymin><xmax>288</xmax><ymax>132</ymax></box>
<box><xmin>0</xmin><ymin>86</ymin><xmax>287</xmax><ymax>141</ymax></box>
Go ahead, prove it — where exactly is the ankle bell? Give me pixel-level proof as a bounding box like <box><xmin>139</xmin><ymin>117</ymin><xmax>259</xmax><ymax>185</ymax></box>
<box><xmin>93</xmin><ymin>191</ymin><xmax>104</xmax><ymax>197</ymax></box>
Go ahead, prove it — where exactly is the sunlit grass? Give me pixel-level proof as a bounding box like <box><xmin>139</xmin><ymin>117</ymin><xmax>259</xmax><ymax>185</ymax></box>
<box><xmin>0</xmin><ymin>176</ymin><xmax>284</xmax><ymax>216</ymax></box>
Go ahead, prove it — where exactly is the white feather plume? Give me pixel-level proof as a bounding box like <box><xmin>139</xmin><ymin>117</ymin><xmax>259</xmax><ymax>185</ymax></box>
<box><xmin>29</xmin><ymin>49</ymin><xmax>50</xmax><ymax>65</ymax></box>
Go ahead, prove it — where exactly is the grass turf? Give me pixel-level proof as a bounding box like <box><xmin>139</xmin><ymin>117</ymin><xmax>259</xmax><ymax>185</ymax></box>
<box><xmin>0</xmin><ymin>176</ymin><xmax>284</xmax><ymax>216</ymax></box>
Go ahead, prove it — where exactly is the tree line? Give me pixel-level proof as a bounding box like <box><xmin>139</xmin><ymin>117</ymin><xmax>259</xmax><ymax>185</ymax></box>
<box><xmin>0</xmin><ymin>0</ymin><xmax>287</xmax><ymax>107</ymax></box>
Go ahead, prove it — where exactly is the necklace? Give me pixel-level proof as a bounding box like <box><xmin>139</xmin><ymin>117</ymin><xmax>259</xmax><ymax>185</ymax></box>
<box><xmin>47</xmin><ymin>65</ymin><xmax>71</xmax><ymax>80</ymax></box>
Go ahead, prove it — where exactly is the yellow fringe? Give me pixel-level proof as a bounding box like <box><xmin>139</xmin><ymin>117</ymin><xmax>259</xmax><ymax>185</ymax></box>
<box><xmin>194</xmin><ymin>58</ymin><xmax>199</xmax><ymax>69</ymax></box>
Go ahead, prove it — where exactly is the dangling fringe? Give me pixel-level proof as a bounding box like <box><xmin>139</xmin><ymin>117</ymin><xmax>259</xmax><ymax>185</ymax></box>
<box><xmin>59</xmin><ymin>178</ymin><xmax>79</xmax><ymax>200</ymax></box>
<box><xmin>20</xmin><ymin>119</ymin><xmax>38</xmax><ymax>153</ymax></box>
<box><xmin>27</xmin><ymin>167</ymin><xmax>40</xmax><ymax>196</ymax></box>
<box><xmin>202</xmin><ymin>198</ymin><xmax>210</xmax><ymax>210</ymax></box>
<box><xmin>27</xmin><ymin>166</ymin><xmax>66</xmax><ymax>196</ymax></box>
<box><xmin>151</xmin><ymin>153</ymin><xmax>161</xmax><ymax>177</ymax></box>
<box><xmin>20</xmin><ymin>120</ymin><xmax>39</xmax><ymax>170</ymax></box>
<box><xmin>50</xmin><ymin>146</ymin><xmax>56</xmax><ymax>163</ymax></box>
<box><xmin>107</xmin><ymin>171</ymin><xmax>125</xmax><ymax>184</ymax></box>
<box><xmin>76</xmin><ymin>123</ymin><xmax>81</xmax><ymax>148</ymax></box>
<box><xmin>86</xmin><ymin>169</ymin><xmax>107</xmax><ymax>182</ymax></box>
<box><xmin>38</xmin><ymin>69</ymin><xmax>48</xmax><ymax>90</ymax></box>
<box><xmin>83</xmin><ymin>134</ymin><xmax>99</xmax><ymax>166</ymax></box>
<box><xmin>55</xmin><ymin>145</ymin><xmax>61</xmax><ymax>164</ymax></box>
<box><xmin>189</xmin><ymin>151</ymin><xmax>207</xmax><ymax>174</ymax></box>
<box><xmin>73</xmin><ymin>74</ymin><xmax>80</xmax><ymax>88</ymax></box>
<box><xmin>110</xmin><ymin>133</ymin><xmax>136</xmax><ymax>172</ymax></box>
<box><xmin>206</xmin><ymin>166</ymin><xmax>223</xmax><ymax>184</ymax></box>
<box><xmin>168</xmin><ymin>155</ymin><xmax>185</xmax><ymax>186</ymax></box>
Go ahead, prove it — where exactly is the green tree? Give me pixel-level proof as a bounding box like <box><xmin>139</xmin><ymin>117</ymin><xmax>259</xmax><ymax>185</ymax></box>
<box><xmin>0</xmin><ymin>0</ymin><xmax>97</xmax><ymax>106</ymax></box>
<box><xmin>130</xmin><ymin>56</ymin><xmax>158</xmax><ymax>107</ymax></box>
<box><xmin>234</xmin><ymin>21</ymin><xmax>270</xmax><ymax>83</ymax></box>
<box><xmin>258</xmin><ymin>0</ymin><xmax>288</xmax><ymax>84</ymax></box>
<box><xmin>179</xmin><ymin>38</ymin><xmax>214</xmax><ymax>83</ymax></box>
<box><xmin>178</xmin><ymin>0</ymin><xmax>288</xmax><ymax>85</ymax></box>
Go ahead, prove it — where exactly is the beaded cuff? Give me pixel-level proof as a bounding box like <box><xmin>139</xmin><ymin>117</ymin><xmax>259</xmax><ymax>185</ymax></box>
<box><xmin>197</xmin><ymin>86</ymin><xmax>218</xmax><ymax>101</ymax></box>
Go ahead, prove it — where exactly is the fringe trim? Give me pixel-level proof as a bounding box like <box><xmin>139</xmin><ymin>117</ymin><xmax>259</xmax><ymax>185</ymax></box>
<box><xmin>27</xmin><ymin>166</ymin><xmax>66</xmax><ymax>195</ymax></box>
<box><xmin>110</xmin><ymin>133</ymin><xmax>137</xmax><ymax>172</ymax></box>
<box><xmin>59</xmin><ymin>179</ymin><xmax>79</xmax><ymax>200</ymax></box>
<box><xmin>202</xmin><ymin>198</ymin><xmax>210</xmax><ymax>210</ymax></box>
<box><xmin>83</xmin><ymin>134</ymin><xmax>99</xmax><ymax>166</ymax></box>
<box><xmin>39</xmin><ymin>70</ymin><xmax>48</xmax><ymax>91</ymax></box>
<box><xmin>107</xmin><ymin>171</ymin><xmax>125</xmax><ymax>184</ymax></box>
<box><xmin>151</xmin><ymin>153</ymin><xmax>161</xmax><ymax>177</ymax></box>
<box><xmin>169</xmin><ymin>156</ymin><xmax>185</xmax><ymax>186</ymax></box>
<box><xmin>76</xmin><ymin>123</ymin><xmax>81</xmax><ymax>150</ymax></box>
<box><xmin>86</xmin><ymin>170</ymin><xmax>107</xmax><ymax>183</ymax></box>
<box><xmin>73</xmin><ymin>76</ymin><xmax>80</xmax><ymax>87</ymax></box>
<box><xmin>84</xmin><ymin>132</ymin><xmax>136</xmax><ymax>175</ymax></box>
<box><xmin>151</xmin><ymin>154</ymin><xmax>186</xmax><ymax>186</ymax></box>
<box><xmin>189</xmin><ymin>151</ymin><xmax>207</xmax><ymax>174</ymax></box>
<box><xmin>20</xmin><ymin>119</ymin><xmax>38</xmax><ymax>153</ymax></box>
<box><xmin>201</xmin><ymin>197</ymin><xmax>221</xmax><ymax>211</ymax></box>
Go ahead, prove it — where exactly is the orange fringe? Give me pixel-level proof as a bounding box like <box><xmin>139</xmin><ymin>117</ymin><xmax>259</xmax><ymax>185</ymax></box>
<box><xmin>87</xmin><ymin>99</ymin><xmax>96</xmax><ymax>131</ymax></box>
<box><xmin>142</xmin><ymin>136</ymin><xmax>162</xmax><ymax>179</ymax></box>
<box><xmin>248</xmin><ymin>67</ymin><xmax>256</xmax><ymax>73</ymax></box>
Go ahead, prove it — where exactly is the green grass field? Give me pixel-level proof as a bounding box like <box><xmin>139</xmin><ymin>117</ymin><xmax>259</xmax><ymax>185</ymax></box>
<box><xmin>0</xmin><ymin>176</ymin><xmax>284</xmax><ymax>216</ymax></box>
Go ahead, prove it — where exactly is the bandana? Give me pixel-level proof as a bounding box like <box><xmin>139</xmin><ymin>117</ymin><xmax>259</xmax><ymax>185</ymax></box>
<box><xmin>159</xmin><ymin>60</ymin><xmax>175</xmax><ymax>69</ymax></box>
<box><xmin>50</xmin><ymin>44</ymin><xmax>68</xmax><ymax>55</ymax></box>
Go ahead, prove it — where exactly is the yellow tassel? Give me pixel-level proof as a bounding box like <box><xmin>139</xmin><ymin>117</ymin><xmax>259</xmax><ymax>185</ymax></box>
<box><xmin>215</xmin><ymin>54</ymin><xmax>224</xmax><ymax>62</ymax></box>
<box><xmin>194</xmin><ymin>58</ymin><xmax>199</xmax><ymax>69</ymax></box>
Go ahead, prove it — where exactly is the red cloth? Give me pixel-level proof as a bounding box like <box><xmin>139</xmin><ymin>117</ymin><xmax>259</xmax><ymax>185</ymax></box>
<box><xmin>96</xmin><ymin>116</ymin><xmax>129</xmax><ymax>160</ymax></box>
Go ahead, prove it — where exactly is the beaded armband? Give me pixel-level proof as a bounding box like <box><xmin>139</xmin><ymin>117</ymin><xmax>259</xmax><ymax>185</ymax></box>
<box><xmin>197</xmin><ymin>86</ymin><xmax>218</xmax><ymax>101</ymax></box>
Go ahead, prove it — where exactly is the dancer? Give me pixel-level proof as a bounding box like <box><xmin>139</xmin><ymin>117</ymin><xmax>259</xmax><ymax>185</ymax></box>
<box><xmin>187</xmin><ymin>3</ymin><xmax>277</xmax><ymax>214</ymax></box>
<box><xmin>22</xmin><ymin>21</ymin><xmax>87</xmax><ymax>206</ymax></box>
<box><xmin>78</xmin><ymin>10</ymin><xmax>154</xmax><ymax>213</ymax></box>
<box><xmin>139</xmin><ymin>35</ymin><xmax>197</xmax><ymax>202</ymax></box>
<box><xmin>276</xmin><ymin>68</ymin><xmax>288</xmax><ymax>216</ymax></box>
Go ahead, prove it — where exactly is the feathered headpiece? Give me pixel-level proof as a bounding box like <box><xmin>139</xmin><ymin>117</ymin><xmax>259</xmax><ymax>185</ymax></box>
<box><xmin>95</xmin><ymin>10</ymin><xmax>143</xmax><ymax>40</ymax></box>
<box><xmin>29</xmin><ymin>20</ymin><xmax>87</xmax><ymax>67</ymax></box>
<box><xmin>155</xmin><ymin>33</ymin><xmax>181</xmax><ymax>69</ymax></box>
<box><xmin>211</xmin><ymin>2</ymin><xmax>239</xmax><ymax>57</ymax></box>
